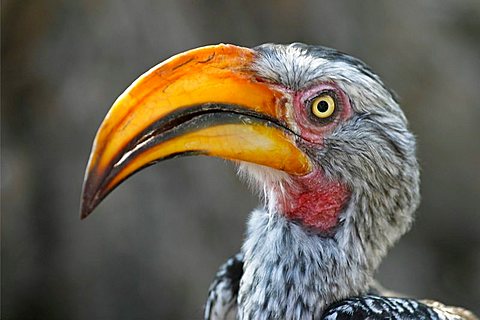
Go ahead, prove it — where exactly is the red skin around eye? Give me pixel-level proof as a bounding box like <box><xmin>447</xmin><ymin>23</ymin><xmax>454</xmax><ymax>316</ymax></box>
<box><xmin>292</xmin><ymin>83</ymin><xmax>352</xmax><ymax>145</ymax></box>
<box><xmin>275</xmin><ymin>83</ymin><xmax>353</xmax><ymax>233</ymax></box>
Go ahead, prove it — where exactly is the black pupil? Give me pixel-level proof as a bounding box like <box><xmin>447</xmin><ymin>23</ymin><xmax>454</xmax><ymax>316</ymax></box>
<box><xmin>317</xmin><ymin>100</ymin><xmax>329</xmax><ymax>113</ymax></box>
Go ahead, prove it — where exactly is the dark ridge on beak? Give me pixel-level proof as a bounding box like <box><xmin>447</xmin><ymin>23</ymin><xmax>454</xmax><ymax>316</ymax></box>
<box><xmin>80</xmin><ymin>103</ymin><xmax>292</xmax><ymax>219</ymax></box>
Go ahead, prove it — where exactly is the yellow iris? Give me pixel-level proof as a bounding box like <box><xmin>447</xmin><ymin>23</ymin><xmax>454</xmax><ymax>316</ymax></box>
<box><xmin>311</xmin><ymin>94</ymin><xmax>335</xmax><ymax>118</ymax></box>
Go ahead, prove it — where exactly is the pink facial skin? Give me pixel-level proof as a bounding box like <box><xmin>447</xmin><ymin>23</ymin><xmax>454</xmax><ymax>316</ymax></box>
<box><xmin>292</xmin><ymin>82</ymin><xmax>353</xmax><ymax>145</ymax></box>
<box><xmin>280</xmin><ymin>169</ymin><xmax>351</xmax><ymax>232</ymax></box>
<box><xmin>277</xmin><ymin>83</ymin><xmax>353</xmax><ymax>233</ymax></box>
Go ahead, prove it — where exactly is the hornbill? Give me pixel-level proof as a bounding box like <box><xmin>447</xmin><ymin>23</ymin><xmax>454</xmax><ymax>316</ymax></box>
<box><xmin>80</xmin><ymin>43</ymin><xmax>477</xmax><ymax>319</ymax></box>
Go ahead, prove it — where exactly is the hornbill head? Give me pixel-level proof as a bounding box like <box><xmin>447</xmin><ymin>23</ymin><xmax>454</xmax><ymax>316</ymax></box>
<box><xmin>81</xmin><ymin>43</ymin><xmax>420</xmax><ymax>304</ymax></box>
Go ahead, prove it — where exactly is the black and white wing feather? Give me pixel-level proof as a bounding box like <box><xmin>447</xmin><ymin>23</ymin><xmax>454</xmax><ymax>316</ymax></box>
<box><xmin>322</xmin><ymin>295</ymin><xmax>477</xmax><ymax>320</ymax></box>
<box><xmin>204</xmin><ymin>253</ymin><xmax>243</xmax><ymax>320</ymax></box>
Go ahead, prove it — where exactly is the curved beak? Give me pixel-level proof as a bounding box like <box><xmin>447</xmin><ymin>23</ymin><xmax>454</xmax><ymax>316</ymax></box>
<box><xmin>80</xmin><ymin>44</ymin><xmax>312</xmax><ymax>219</ymax></box>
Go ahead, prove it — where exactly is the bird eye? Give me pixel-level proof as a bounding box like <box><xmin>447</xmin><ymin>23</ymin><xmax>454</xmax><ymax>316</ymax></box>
<box><xmin>311</xmin><ymin>94</ymin><xmax>336</xmax><ymax>119</ymax></box>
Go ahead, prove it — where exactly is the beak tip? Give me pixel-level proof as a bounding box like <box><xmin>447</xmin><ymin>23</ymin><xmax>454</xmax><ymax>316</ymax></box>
<box><xmin>79</xmin><ymin>197</ymin><xmax>95</xmax><ymax>220</ymax></box>
<box><xmin>79</xmin><ymin>174</ymin><xmax>102</xmax><ymax>220</ymax></box>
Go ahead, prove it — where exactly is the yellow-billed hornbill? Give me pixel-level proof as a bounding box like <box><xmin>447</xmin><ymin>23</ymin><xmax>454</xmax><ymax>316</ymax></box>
<box><xmin>80</xmin><ymin>44</ymin><xmax>477</xmax><ymax>320</ymax></box>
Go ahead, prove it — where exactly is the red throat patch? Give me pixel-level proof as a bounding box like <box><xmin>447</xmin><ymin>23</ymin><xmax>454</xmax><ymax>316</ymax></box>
<box><xmin>278</xmin><ymin>170</ymin><xmax>350</xmax><ymax>233</ymax></box>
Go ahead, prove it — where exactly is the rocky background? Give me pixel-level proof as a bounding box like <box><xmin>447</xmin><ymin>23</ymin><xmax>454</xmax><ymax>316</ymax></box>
<box><xmin>2</xmin><ymin>1</ymin><xmax>479</xmax><ymax>319</ymax></box>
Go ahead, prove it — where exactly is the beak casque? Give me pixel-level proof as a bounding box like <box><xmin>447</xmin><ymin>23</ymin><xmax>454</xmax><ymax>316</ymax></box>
<box><xmin>80</xmin><ymin>44</ymin><xmax>311</xmax><ymax>219</ymax></box>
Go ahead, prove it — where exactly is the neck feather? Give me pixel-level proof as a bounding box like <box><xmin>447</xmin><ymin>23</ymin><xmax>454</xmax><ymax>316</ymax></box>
<box><xmin>235</xmin><ymin>162</ymin><xmax>416</xmax><ymax>318</ymax></box>
<box><xmin>238</xmin><ymin>208</ymin><xmax>372</xmax><ymax>319</ymax></box>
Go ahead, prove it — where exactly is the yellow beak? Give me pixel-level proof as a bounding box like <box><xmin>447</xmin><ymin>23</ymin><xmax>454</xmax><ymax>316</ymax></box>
<box><xmin>80</xmin><ymin>44</ymin><xmax>312</xmax><ymax>219</ymax></box>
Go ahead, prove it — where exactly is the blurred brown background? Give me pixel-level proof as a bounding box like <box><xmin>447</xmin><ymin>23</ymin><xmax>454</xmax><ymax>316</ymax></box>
<box><xmin>2</xmin><ymin>1</ymin><xmax>480</xmax><ymax>319</ymax></box>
